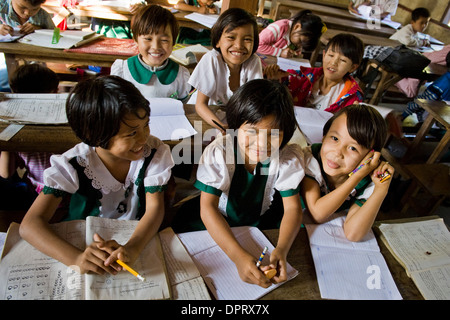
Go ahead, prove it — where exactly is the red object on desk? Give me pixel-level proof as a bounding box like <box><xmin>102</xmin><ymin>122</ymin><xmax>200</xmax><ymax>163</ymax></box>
<box><xmin>64</xmin><ymin>37</ymin><xmax>139</xmax><ymax>56</ymax></box>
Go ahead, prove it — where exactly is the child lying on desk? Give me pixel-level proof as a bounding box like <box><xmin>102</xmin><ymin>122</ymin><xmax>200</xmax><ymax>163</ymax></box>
<box><xmin>172</xmin><ymin>79</ymin><xmax>305</xmax><ymax>288</ymax></box>
<box><xmin>19</xmin><ymin>76</ymin><xmax>174</xmax><ymax>275</ymax></box>
<box><xmin>265</xmin><ymin>33</ymin><xmax>364</xmax><ymax>113</ymax></box>
<box><xmin>0</xmin><ymin>0</ymin><xmax>54</xmax><ymax>36</ymax></box>
<box><xmin>300</xmin><ymin>104</ymin><xmax>394</xmax><ymax>242</ymax></box>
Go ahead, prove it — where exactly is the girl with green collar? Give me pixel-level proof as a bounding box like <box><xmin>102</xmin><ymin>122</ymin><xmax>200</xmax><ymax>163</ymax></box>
<box><xmin>110</xmin><ymin>5</ymin><xmax>191</xmax><ymax>102</ymax></box>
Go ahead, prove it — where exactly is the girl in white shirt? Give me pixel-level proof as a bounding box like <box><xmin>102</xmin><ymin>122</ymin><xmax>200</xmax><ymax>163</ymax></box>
<box><xmin>188</xmin><ymin>8</ymin><xmax>263</xmax><ymax>132</ymax></box>
<box><xmin>111</xmin><ymin>5</ymin><xmax>191</xmax><ymax>102</ymax></box>
<box><xmin>20</xmin><ymin>76</ymin><xmax>174</xmax><ymax>276</ymax></box>
<box><xmin>173</xmin><ymin>79</ymin><xmax>305</xmax><ymax>288</ymax></box>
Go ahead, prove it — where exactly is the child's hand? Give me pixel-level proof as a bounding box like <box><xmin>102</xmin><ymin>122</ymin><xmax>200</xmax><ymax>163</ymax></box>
<box><xmin>261</xmin><ymin>247</ymin><xmax>288</xmax><ymax>283</ymax></box>
<box><xmin>0</xmin><ymin>24</ymin><xmax>13</xmax><ymax>36</ymax></box>
<box><xmin>74</xmin><ymin>237</ymin><xmax>119</xmax><ymax>275</ymax></box>
<box><xmin>280</xmin><ymin>47</ymin><xmax>296</xmax><ymax>58</ymax></box>
<box><xmin>234</xmin><ymin>252</ymin><xmax>272</xmax><ymax>288</ymax></box>
<box><xmin>19</xmin><ymin>22</ymin><xmax>38</xmax><ymax>35</ymax></box>
<box><xmin>264</xmin><ymin>64</ymin><xmax>289</xmax><ymax>81</ymax></box>
<box><xmin>350</xmin><ymin>150</ymin><xmax>380</xmax><ymax>178</ymax></box>
<box><xmin>93</xmin><ymin>233</ymin><xmax>139</xmax><ymax>271</ymax></box>
<box><xmin>372</xmin><ymin>161</ymin><xmax>394</xmax><ymax>189</ymax></box>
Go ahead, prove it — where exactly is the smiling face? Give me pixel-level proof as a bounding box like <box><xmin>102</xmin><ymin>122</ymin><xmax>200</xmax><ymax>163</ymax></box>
<box><xmin>215</xmin><ymin>23</ymin><xmax>254</xmax><ymax>69</ymax></box>
<box><xmin>322</xmin><ymin>47</ymin><xmax>358</xmax><ymax>82</ymax></box>
<box><xmin>100</xmin><ymin>108</ymin><xmax>150</xmax><ymax>163</ymax></box>
<box><xmin>12</xmin><ymin>0</ymin><xmax>41</xmax><ymax>22</ymax></box>
<box><xmin>237</xmin><ymin>114</ymin><xmax>283</xmax><ymax>168</ymax></box>
<box><xmin>136</xmin><ymin>24</ymin><xmax>173</xmax><ymax>67</ymax></box>
<box><xmin>320</xmin><ymin>113</ymin><xmax>370</xmax><ymax>178</ymax></box>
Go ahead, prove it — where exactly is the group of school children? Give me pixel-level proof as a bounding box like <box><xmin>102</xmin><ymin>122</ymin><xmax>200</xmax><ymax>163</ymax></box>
<box><xmin>0</xmin><ymin>0</ymin><xmax>447</xmax><ymax>289</ymax></box>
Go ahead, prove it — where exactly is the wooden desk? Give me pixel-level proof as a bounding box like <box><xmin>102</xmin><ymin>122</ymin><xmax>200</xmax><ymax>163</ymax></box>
<box><xmin>404</xmin><ymin>99</ymin><xmax>450</xmax><ymax>164</ymax></box>
<box><xmin>42</xmin><ymin>0</ymin><xmax>209</xmax><ymax>29</ymax></box>
<box><xmin>0</xmin><ymin>105</ymin><xmax>212</xmax><ymax>154</ymax></box>
<box><xmin>269</xmin><ymin>0</ymin><xmax>395</xmax><ymax>38</ymax></box>
<box><xmin>261</xmin><ymin>221</ymin><xmax>424</xmax><ymax>300</ymax></box>
<box><xmin>0</xmin><ymin>41</ymin><xmax>129</xmax><ymax>78</ymax></box>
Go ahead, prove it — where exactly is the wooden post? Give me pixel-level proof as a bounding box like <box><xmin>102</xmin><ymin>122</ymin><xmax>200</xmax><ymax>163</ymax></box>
<box><xmin>221</xmin><ymin>0</ymin><xmax>258</xmax><ymax>14</ymax></box>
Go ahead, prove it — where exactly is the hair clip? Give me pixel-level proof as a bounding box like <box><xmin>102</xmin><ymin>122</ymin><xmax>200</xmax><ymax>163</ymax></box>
<box><xmin>321</xmin><ymin>23</ymin><xmax>327</xmax><ymax>34</ymax></box>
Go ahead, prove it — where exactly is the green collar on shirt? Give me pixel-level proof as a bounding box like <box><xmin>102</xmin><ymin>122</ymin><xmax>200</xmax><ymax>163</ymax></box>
<box><xmin>127</xmin><ymin>55</ymin><xmax>179</xmax><ymax>85</ymax></box>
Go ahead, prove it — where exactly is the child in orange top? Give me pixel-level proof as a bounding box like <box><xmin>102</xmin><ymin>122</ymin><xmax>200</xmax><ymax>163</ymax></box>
<box><xmin>265</xmin><ymin>33</ymin><xmax>364</xmax><ymax>113</ymax></box>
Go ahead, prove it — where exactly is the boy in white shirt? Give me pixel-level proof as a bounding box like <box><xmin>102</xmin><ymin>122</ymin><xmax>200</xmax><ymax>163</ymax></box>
<box><xmin>390</xmin><ymin>7</ymin><xmax>431</xmax><ymax>49</ymax></box>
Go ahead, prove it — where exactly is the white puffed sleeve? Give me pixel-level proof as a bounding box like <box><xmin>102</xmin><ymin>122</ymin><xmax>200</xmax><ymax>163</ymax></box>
<box><xmin>110</xmin><ymin>59</ymin><xmax>126</xmax><ymax>78</ymax></box>
<box><xmin>177</xmin><ymin>65</ymin><xmax>192</xmax><ymax>102</ymax></box>
<box><xmin>273</xmin><ymin>144</ymin><xmax>306</xmax><ymax>196</ymax></box>
<box><xmin>43</xmin><ymin>143</ymin><xmax>89</xmax><ymax>194</ymax></box>
<box><xmin>302</xmin><ymin>145</ymin><xmax>325</xmax><ymax>187</ymax></box>
<box><xmin>195</xmin><ymin>135</ymin><xmax>234</xmax><ymax>196</ymax></box>
<box><xmin>188</xmin><ymin>50</ymin><xmax>217</xmax><ymax>98</ymax></box>
<box><xmin>143</xmin><ymin>137</ymin><xmax>175</xmax><ymax>190</ymax></box>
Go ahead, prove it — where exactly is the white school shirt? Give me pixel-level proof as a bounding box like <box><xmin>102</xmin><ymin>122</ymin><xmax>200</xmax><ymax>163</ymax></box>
<box><xmin>111</xmin><ymin>56</ymin><xmax>191</xmax><ymax>102</ymax></box>
<box><xmin>389</xmin><ymin>24</ymin><xmax>428</xmax><ymax>48</ymax></box>
<box><xmin>188</xmin><ymin>49</ymin><xmax>263</xmax><ymax>106</ymax></box>
<box><xmin>307</xmin><ymin>81</ymin><xmax>345</xmax><ymax>111</ymax></box>
<box><xmin>196</xmin><ymin>134</ymin><xmax>306</xmax><ymax>216</ymax></box>
<box><xmin>43</xmin><ymin>135</ymin><xmax>174</xmax><ymax>220</ymax></box>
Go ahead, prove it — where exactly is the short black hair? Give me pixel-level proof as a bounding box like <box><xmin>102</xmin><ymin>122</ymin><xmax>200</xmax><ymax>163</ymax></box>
<box><xmin>131</xmin><ymin>4</ymin><xmax>179</xmax><ymax>43</ymax></box>
<box><xmin>412</xmin><ymin>7</ymin><xmax>430</xmax><ymax>21</ymax></box>
<box><xmin>211</xmin><ymin>7</ymin><xmax>259</xmax><ymax>55</ymax></box>
<box><xmin>9</xmin><ymin>63</ymin><xmax>59</xmax><ymax>93</ymax></box>
<box><xmin>226</xmin><ymin>79</ymin><xmax>296</xmax><ymax>149</ymax></box>
<box><xmin>290</xmin><ymin>10</ymin><xmax>324</xmax><ymax>51</ymax></box>
<box><xmin>324</xmin><ymin>33</ymin><xmax>364</xmax><ymax>65</ymax></box>
<box><xmin>323</xmin><ymin>104</ymin><xmax>387</xmax><ymax>152</ymax></box>
<box><xmin>66</xmin><ymin>75</ymin><xmax>150</xmax><ymax>149</ymax></box>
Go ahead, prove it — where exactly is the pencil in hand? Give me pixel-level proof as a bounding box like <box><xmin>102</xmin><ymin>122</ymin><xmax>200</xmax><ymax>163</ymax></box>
<box><xmin>116</xmin><ymin>259</ymin><xmax>146</xmax><ymax>282</ymax></box>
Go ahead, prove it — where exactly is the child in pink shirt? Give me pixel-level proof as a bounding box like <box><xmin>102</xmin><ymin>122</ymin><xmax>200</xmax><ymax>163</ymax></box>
<box><xmin>258</xmin><ymin>10</ymin><xmax>324</xmax><ymax>58</ymax></box>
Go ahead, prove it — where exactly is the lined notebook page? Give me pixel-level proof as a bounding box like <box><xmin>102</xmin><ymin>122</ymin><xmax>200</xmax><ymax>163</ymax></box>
<box><xmin>177</xmin><ymin>226</ymin><xmax>298</xmax><ymax>300</ymax></box>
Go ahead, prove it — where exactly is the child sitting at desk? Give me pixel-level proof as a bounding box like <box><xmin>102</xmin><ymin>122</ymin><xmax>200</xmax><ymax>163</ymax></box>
<box><xmin>402</xmin><ymin>51</ymin><xmax>450</xmax><ymax>123</ymax></box>
<box><xmin>389</xmin><ymin>7</ymin><xmax>431</xmax><ymax>49</ymax></box>
<box><xmin>257</xmin><ymin>10</ymin><xmax>324</xmax><ymax>58</ymax></box>
<box><xmin>172</xmin><ymin>79</ymin><xmax>305</xmax><ymax>288</ymax></box>
<box><xmin>348</xmin><ymin>0</ymin><xmax>398</xmax><ymax>20</ymax></box>
<box><xmin>0</xmin><ymin>63</ymin><xmax>59</xmax><ymax>210</ymax></box>
<box><xmin>300</xmin><ymin>104</ymin><xmax>394</xmax><ymax>242</ymax></box>
<box><xmin>110</xmin><ymin>5</ymin><xmax>191</xmax><ymax>102</ymax></box>
<box><xmin>188</xmin><ymin>8</ymin><xmax>263</xmax><ymax>132</ymax></box>
<box><xmin>19</xmin><ymin>75</ymin><xmax>174</xmax><ymax>274</ymax></box>
<box><xmin>0</xmin><ymin>0</ymin><xmax>54</xmax><ymax>35</ymax></box>
<box><xmin>265</xmin><ymin>33</ymin><xmax>364</xmax><ymax>113</ymax></box>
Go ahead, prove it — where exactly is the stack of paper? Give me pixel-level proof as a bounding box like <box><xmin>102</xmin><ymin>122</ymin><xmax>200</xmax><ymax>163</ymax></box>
<box><xmin>170</xmin><ymin>44</ymin><xmax>210</xmax><ymax>66</ymax></box>
<box><xmin>378</xmin><ymin>218</ymin><xmax>450</xmax><ymax>300</ymax></box>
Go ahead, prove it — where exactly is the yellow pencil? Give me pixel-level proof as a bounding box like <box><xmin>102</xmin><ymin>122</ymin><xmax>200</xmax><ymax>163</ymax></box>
<box><xmin>116</xmin><ymin>260</ymin><xmax>146</xmax><ymax>282</ymax></box>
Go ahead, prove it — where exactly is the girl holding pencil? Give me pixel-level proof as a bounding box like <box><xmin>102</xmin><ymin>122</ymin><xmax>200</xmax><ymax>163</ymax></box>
<box><xmin>300</xmin><ymin>104</ymin><xmax>394</xmax><ymax>242</ymax></box>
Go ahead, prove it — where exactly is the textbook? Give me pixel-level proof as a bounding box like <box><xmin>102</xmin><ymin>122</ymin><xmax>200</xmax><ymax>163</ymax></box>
<box><xmin>170</xmin><ymin>44</ymin><xmax>210</xmax><ymax>66</ymax></box>
<box><xmin>0</xmin><ymin>216</ymin><xmax>171</xmax><ymax>300</ymax></box>
<box><xmin>177</xmin><ymin>226</ymin><xmax>299</xmax><ymax>300</ymax></box>
<box><xmin>18</xmin><ymin>29</ymin><xmax>103</xmax><ymax>49</ymax></box>
<box><xmin>305</xmin><ymin>213</ymin><xmax>402</xmax><ymax>300</ymax></box>
<box><xmin>376</xmin><ymin>217</ymin><xmax>450</xmax><ymax>300</ymax></box>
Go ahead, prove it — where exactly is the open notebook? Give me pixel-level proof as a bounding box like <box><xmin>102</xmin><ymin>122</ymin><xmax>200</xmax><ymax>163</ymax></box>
<box><xmin>177</xmin><ymin>226</ymin><xmax>298</xmax><ymax>300</ymax></box>
<box><xmin>19</xmin><ymin>29</ymin><xmax>103</xmax><ymax>49</ymax></box>
<box><xmin>0</xmin><ymin>217</ymin><xmax>171</xmax><ymax>300</ymax></box>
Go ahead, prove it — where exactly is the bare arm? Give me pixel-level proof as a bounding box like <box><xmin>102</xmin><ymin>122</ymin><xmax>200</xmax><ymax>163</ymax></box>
<box><xmin>200</xmin><ymin>191</ymin><xmax>272</xmax><ymax>288</ymax></box>
<box><xmin>195</xmin><ymin>91</ymin><xmax>227</xmax><ymax>134</ymax></box>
